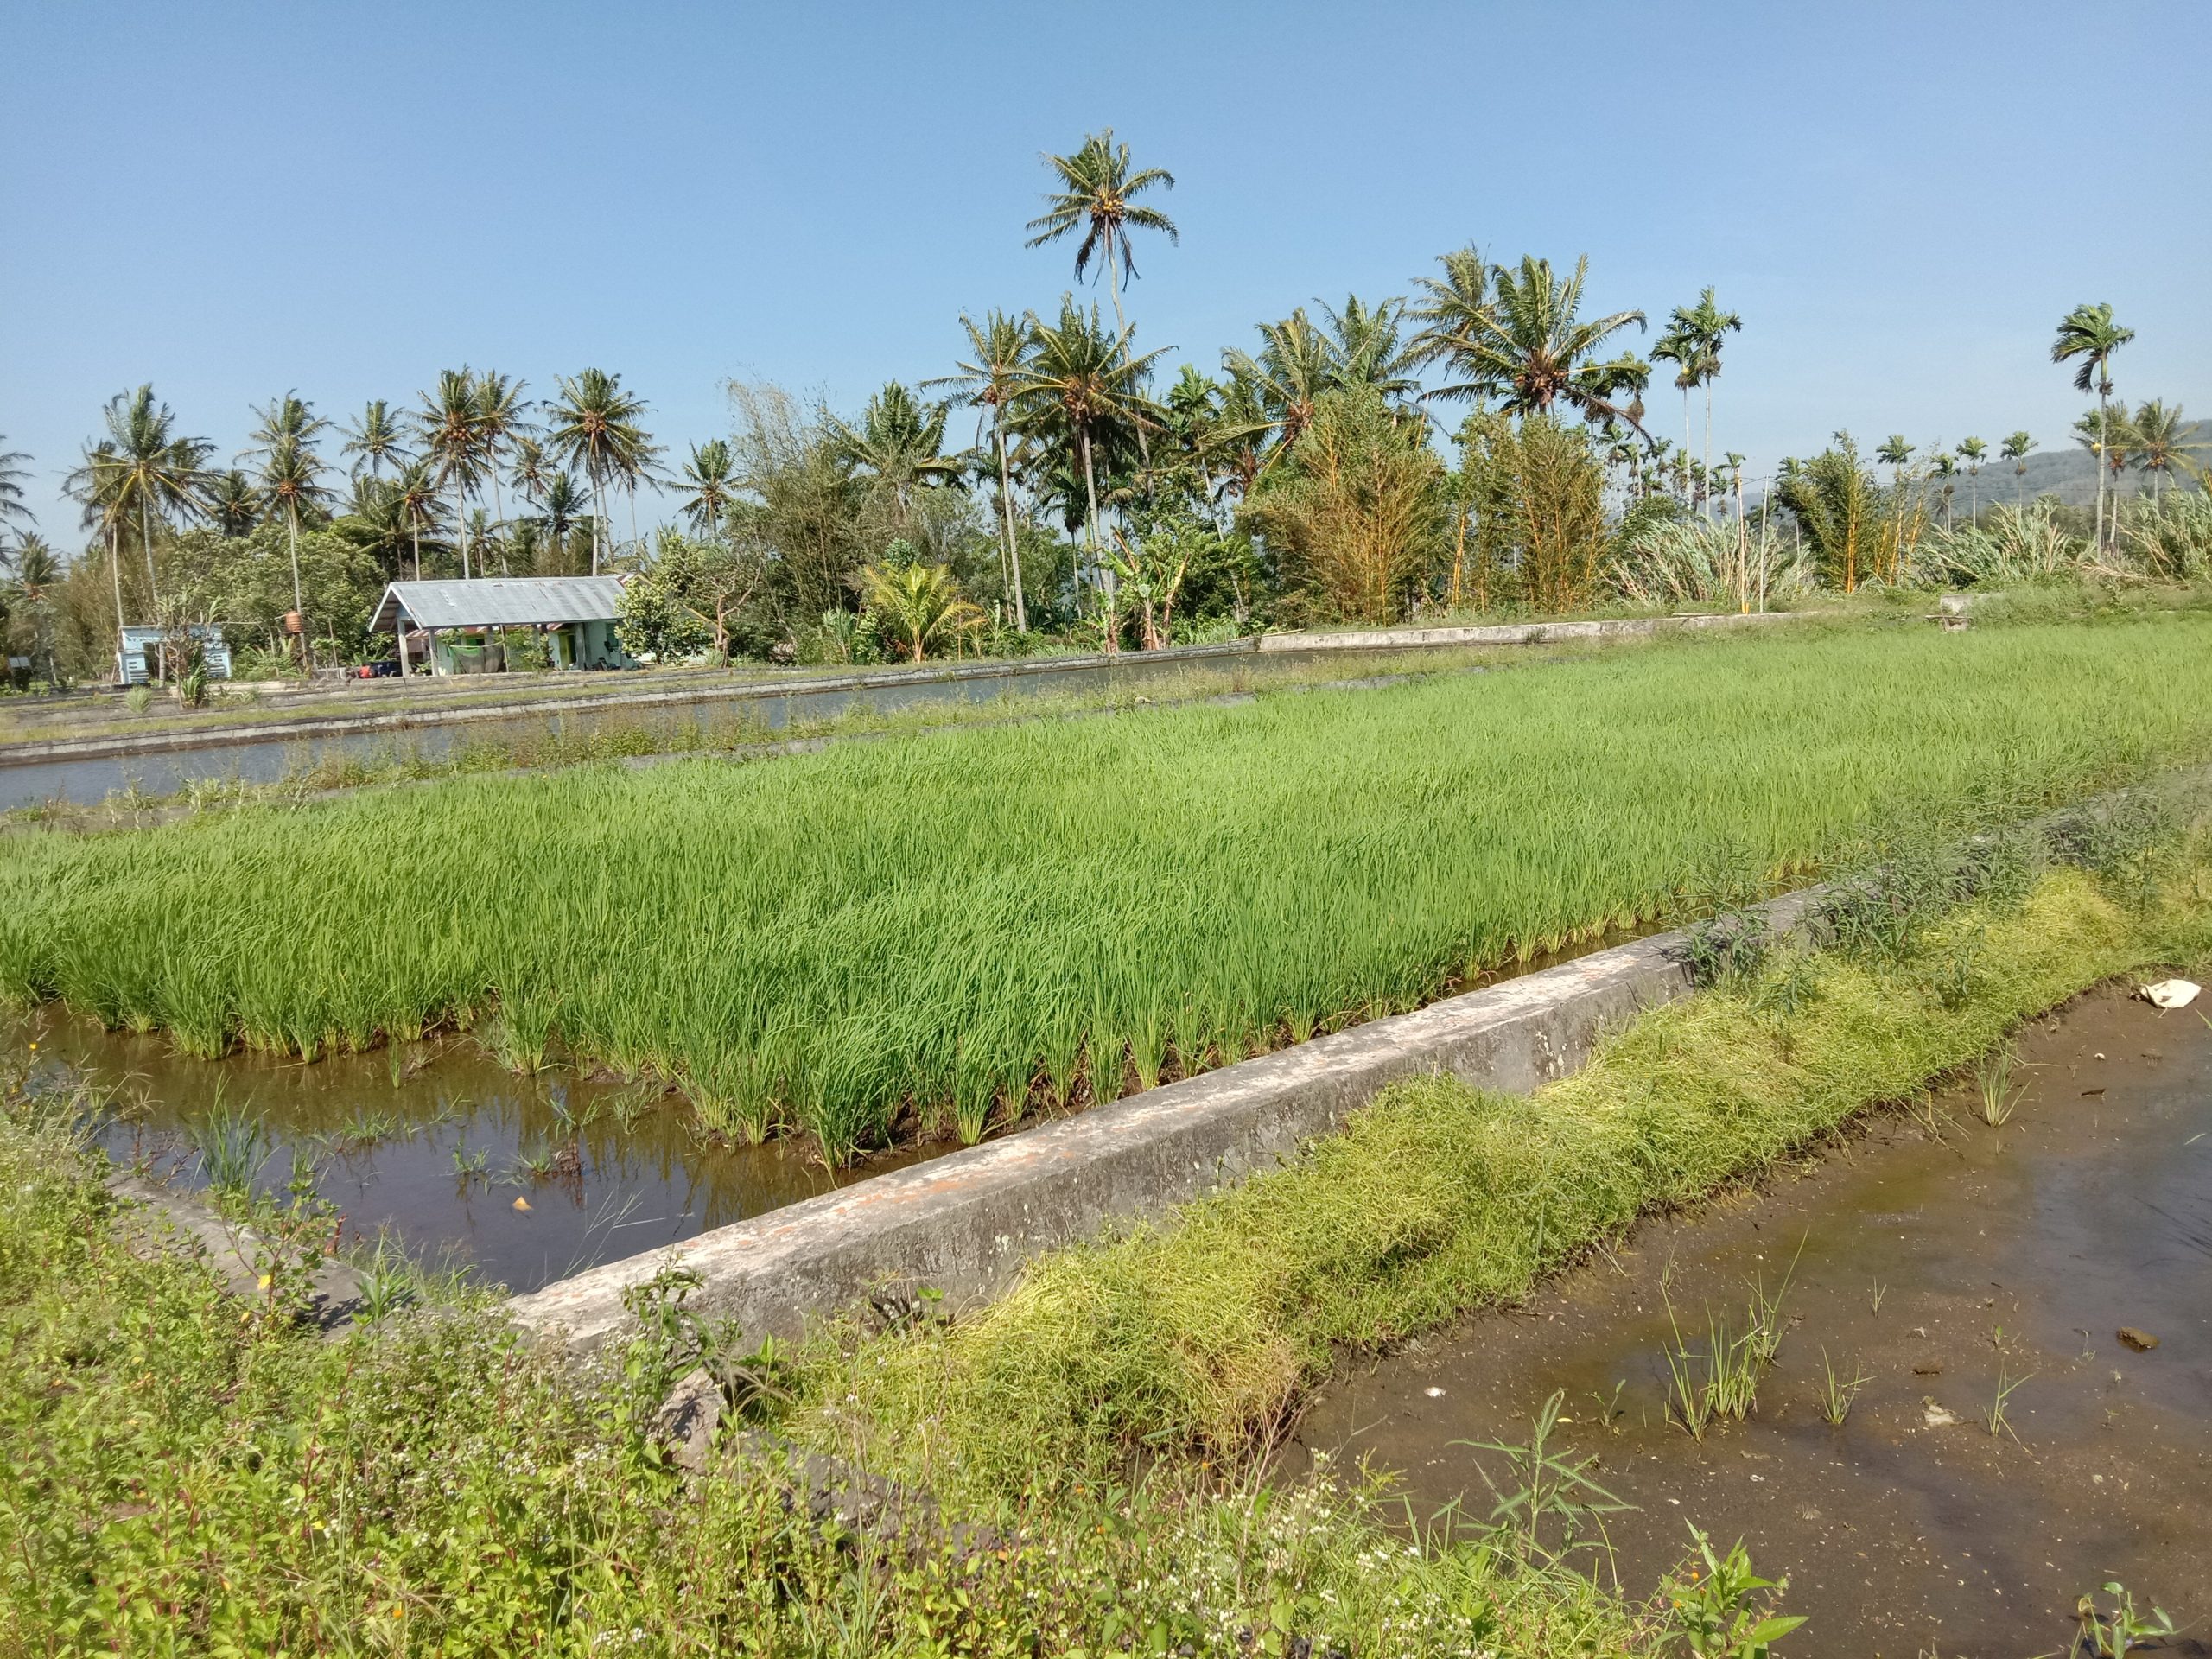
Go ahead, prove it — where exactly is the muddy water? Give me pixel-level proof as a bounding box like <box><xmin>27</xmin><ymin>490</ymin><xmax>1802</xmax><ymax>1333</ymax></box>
<box><xmin>29</xmin><ymin>1018</ymin><xmax>932</xmax><ymax>1295</ymax></box>
<box><xmin>1287</xmin><ymin>988</ymin><xmax>2212</xmax><ymax>1657</ymax></box>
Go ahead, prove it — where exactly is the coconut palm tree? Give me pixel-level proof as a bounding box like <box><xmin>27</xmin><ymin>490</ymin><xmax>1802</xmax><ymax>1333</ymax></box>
<box><xmin>3</xmin><ymin>531</ymin><xmax>62</xmax><ymax>682</ymax></box>
<box><xmin>827</xmin><ymin>384</ymin><xmax>965</xmax><ymax>531</ymax></box>
<box><xmin>208</xmin><ymin>470</ymin><xmax>260</xmax><ymax>536</ymax></box>
<box><xmin>391</xmin><ymin>458</ymin><xmax>444</xmax><ymax>581</ymax></box>
<box><xmin>544</xmin><ymin>368</ymin><xmax>652</xmax><ymax>574</ymax></box>
<box><xmin>1223</xmin><ymin>309</ymin><xmax>1338</xmax><ymax>460</ymax></box>
<box><xmin>1414</xmin><ymin>255</ymin><xmax>1648</xmax><ymax>432</ymax></box>
<box><xmin>857</xmin><ymin>558</ymin><xmax>985</xmax><ymax>663</ymax></box>
<box><xmin>1318</xmin><ymin>295</ymin><xmax>1421</xmax><ymax>399</ymax></box>
<box><xmin>2000</xmin><ymin>431</ymin><xmax>2037</xmax><ymax>506</ymax></box>
<box><xmin>2050</xmin><ymin>302</ymin><xmax>2134</xmax><ymax>549</ymax></box>
<box><xmin>1024</xmin><ymin>129</ymin><xmax>1178</xmax><ymax>348</ymax></box>
<box><xmin>83</xmin><ymin>386</ymin><xmax>213</xmax><ymax>617</ymax></box>
<box><xmin>2130</xmin><ymin>400</ymin><xmax>2194</xmax><ymax>501</ymax></box>
<box><xmin>64</xmin><ymin>441</ymin><xmax>130</xmax><ymax>646</ymax></box>
<box><xmin>1956</xmin><ymin>435</ymin><xmax>1987</xmax><ymax>520</ymax></box>
<box><xmin>245</xmin><ymin>391</ymin><xmax>329</xmax><ymax>462</ymax></box>
<box><xmin>472</xmin><ymin>372</ymin><xmax>531</xmax><ymax>529</ymax></box>
<box><xmin>927</xmin><ymin>309</ymin><xmax>1036</xmax><ymax>632</ymax></box>
<box><xmin>415</xmin><ymin>370</ymin><xmax>486</xmax><ymax>578</ymax></box>
<box><xmin>340</xmin><ymin>399</ymin><xmax>409</xmax><ymax>480</ymax></box>
<box><xmin>507</xmin><ymin>435</ymin><xmax>552</xmax><ymax>543</ymax></box>
<box><xmin>258</xmin><ymin>436</ymin><xmax>334</xmax><ymax>664</ymax></box>
<box><xmin>539</xmin><ymin>470</ymin><xmax>589</xmax><ymax>571</ymax></box>
<box><xmin>340</xmin><ymin>474</ymin><xmax>428</xmax><ymax>581</ymax></box>
<box><xmin>676</xmin><ymin>439</ymin><xmax>738</xmax><ymax>538</ymax></box>
<box><xmin>1408</xmin><ymin>246</ymin><xmax>1494</xmax><ymax>392</ymax></box>
<box><xmin>0</xmin><ymin>439</ymin><xmax>32</xmax><ymax>534</ymax></box>
<box><xmin>1009</xmin><ymin>296</ymin><xmax>1169</xmax><ymax>595</ymax></box>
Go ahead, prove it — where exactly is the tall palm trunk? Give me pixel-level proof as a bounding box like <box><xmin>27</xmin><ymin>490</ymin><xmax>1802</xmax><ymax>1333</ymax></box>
<box><xmin>287</xmin><ymin>503</ymin><xmax>312</xmax><ymax>669</ymax></box>
<box><xmin>1680</xmin><ymin>390</ymin><xmax>1692</xmax><ymax>510</ymax></box>
<box><xmin>589</xmin><ymin>462</ymin><xmax>603</xmax><ymax>575</ymax></box>
<box><xmin>1105</xmin><ymin>240</ymin><xmax>1153</xmax><ymax>475</ymax></box>
<box><xmin>1079</xmin><ymin>423</ymin><xmax>1115</xmax><ymax>648</ymax></box>
<box><xmin>995</xmin><ymin>416</ymin><xmax>1027</xmax><ymax>632</ymax></box>
<box><xmin>411</xmin><ymin>519</ymin><xmax>423</xmax><ymax>582</ymax></box>
<box><xmin>137</xmin><ymin>495</ymin><xmax>159</xmax><ymax>615</ymax></box>
<box><xmin>1702</xmin><ymin>384</ymin><xmax>1715</xmax><ymax>525</ymax></box>
<box><xmin>106</xmin><ymin>520</ymin><xmax>126</xmax><ymax>682</ymax></box>
<box><xmin>2095</xmin><ymin>382</ymin><xmax>2109</xmax><ymax>552</ymax></box>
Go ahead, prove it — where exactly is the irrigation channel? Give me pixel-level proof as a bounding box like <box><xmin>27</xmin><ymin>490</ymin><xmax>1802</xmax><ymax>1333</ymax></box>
<box><xmin>1281</xmin><ymin>985</ymin><xmax>2212</xmax><ymax>1656</ymax></box>
<box><xmin>0</xmin><ymin>615</ymin><xmax>1794</xmax><ymax>809</ymax></box>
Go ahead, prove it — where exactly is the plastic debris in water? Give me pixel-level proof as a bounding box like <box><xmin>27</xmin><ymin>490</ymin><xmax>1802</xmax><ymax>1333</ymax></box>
<box><xmin>2139</xmin><ymin>978</ymin><xmax>2201</xmax><ymax>1009</ymax></box>
<box><xmin>512</xmin><ymin>1195</ymin><xmax>532</xmax><ymax>1212</ymax></box>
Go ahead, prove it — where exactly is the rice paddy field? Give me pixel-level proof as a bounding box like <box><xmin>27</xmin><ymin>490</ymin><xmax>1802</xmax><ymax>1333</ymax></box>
<box><xmin>7</xmin><ymin>615</ymin><xmax>2212</xmax><ymax>1160</ymax></box>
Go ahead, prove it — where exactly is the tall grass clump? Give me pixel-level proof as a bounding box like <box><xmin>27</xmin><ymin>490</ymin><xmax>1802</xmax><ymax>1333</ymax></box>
<box><xmin>6</xmin><ymin>620</ymin><xmax>2212</xmax><ymax>1161</ymax></box>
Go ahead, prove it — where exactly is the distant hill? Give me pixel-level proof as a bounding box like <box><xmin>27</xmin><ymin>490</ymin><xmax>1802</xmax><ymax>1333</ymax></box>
<box><xmin>1750</xmin><ymin>420</ymin><xmax>2209</xmax><ymax>515</ymax></box>
<box><xmin>1964</xmin><ymin>418</ymin><xmax>2212</xmax><ymax>512</ymax></box>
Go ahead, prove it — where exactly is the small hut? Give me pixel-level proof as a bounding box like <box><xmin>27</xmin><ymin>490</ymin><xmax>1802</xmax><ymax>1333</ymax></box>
<box><xmin>366</xmin><ymin>576</ymin><xmax>638</xmax><ymax>676</ymax></box>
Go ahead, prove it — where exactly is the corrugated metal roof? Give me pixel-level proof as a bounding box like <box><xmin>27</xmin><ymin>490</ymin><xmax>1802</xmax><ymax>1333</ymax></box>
<box><xmin>369</xmin><ymin>576</ymin><xmax>630</xmax><ymax>632</ymax></box>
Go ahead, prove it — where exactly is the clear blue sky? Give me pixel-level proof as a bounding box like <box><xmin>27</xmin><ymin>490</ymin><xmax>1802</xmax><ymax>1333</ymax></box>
<box><xmin>4</xmin><ymin>0</ymin><xmax>2207</xmax><ymax>536</ymax></box>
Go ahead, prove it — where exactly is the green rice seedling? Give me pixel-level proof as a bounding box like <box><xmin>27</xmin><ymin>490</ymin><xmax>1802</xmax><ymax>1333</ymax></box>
<box><xmin>508</xmin><ymin>1142</ymin><xmax>558</xmax><ymax>1181</ymax></box>
<box><xmin>1663</xmin><ymin>1287</ymin><xmax>1776</xmax><ymax>1439</ymax></box>
<box><xmin>489</xmin><ymin>989</ymin><xmax>560</xmax><ymax>1074</ymax></box>
<box><xmin>1986</xmin><ymin>1367</ymin><xmax>2033</xmax><ymax>1444</ymax></box>
<box><xmin>1742</xmin><ymin>1235</ymin><xmax>1806</xmax><ymax>1365</ymax></box>
<box><xmin>10</xmin><ymin>622</ymin><xmax>2212</xmax><ymax>1162</ymax></box>
<box><xmin>332</xmin><ymin>1106</ymin><xmax>400</xmax><ymax>1150</ymax></box>
<box><xmin>183</xmin><ymin>1085</ymin><xmax>268</xmax><ymax>1195</ymax></box>
<box><xmin>1976</xmin><ymin>1045</ymin><xmax>2025</xmax><ymax>1126</ymax></box>
<box><xmin>449</xmin><ymin>1144</ymin><xmax>488</xmax><ymax>1184</ymax></box>
<box><xmin>1818</xmin><ymin>1349</ymin><xmax>1870</xmax><ymax>1425</ymax></box>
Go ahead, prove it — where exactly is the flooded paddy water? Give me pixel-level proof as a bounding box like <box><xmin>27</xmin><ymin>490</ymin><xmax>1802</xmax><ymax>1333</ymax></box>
<box><xmin>21</xmin><ymin>905</ymin><xmax>1653</xmax><ymax>1301</ymax></box>
<box><xmin>29</xmin><ymin>1018</ymin><xmax>931</xmax><ymax>1294</ymax></box>
<box><xmin>1285</xmin><ymin>985</ymin><xmax>2212</xmax><ymax>1656</ymax></box>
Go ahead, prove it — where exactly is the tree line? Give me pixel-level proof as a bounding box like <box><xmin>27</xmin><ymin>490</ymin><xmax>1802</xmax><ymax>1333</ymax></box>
<box><xmin>0</xmin><ymin>135</ymin><xmax>2200</xmax><ymax>684</ymax></box>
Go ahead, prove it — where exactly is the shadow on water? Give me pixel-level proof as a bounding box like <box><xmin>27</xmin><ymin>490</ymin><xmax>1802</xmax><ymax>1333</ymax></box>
<box><xmin>1283</xmin><ymin>986</ymin><xmax>2212</xmax><ymax>1656</ymax></box>
<box><xmin>28</xmin><ymin>1019</ymin><xmax>933</xmax><ymax>1295</ymax></box>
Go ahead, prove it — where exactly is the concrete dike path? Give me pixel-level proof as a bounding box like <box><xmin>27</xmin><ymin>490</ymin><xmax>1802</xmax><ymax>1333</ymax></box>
<box><xmin>508</xmin><ymin>886</ymin><xmax>1824</xmax><ymax>1352</ymax></box>
<box><xmin>1</xmin><ymin>607</ymin><xmax>1800</xmax><ymax>771</ymax></box>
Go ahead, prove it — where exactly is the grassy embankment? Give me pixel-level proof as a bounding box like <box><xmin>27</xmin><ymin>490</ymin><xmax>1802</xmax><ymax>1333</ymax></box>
<box><xmin>785</xmin><ymin>831</ymin><xmax>2209</xmax><ymax>1500</ymax></box>
<box><xmin>4</xmin><ymin>808</ymin><xmax>2202</xmax><ymax>1653</ymax></box>
<box><xmin>6</xmin><ymin>616</ymin><xmax>2212</xmax><ymax>1161</ymax></box>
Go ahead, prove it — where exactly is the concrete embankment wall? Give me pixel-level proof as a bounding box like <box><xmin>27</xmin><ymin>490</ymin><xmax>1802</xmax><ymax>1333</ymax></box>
<box><xmin>508</xmin><ymin>887</ymin><xmax>1823</xmax><ymax>1352</ymax></box>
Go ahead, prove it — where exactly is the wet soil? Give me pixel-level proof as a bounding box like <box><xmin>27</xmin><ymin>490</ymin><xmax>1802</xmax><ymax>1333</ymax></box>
<box><xmin>1286</xmin><ymin>987</ymin><xmax>2212</xmax><ymax>1657</ymax></box>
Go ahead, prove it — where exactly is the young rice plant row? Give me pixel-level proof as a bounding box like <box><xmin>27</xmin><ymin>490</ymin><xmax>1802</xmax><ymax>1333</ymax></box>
<box><xmin>5</xmin><ymin>620</ymin><xmax>2211</xmax><ymax>1160</ymax></box>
